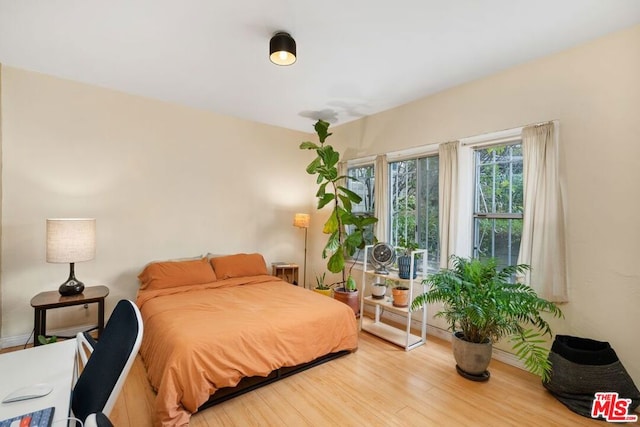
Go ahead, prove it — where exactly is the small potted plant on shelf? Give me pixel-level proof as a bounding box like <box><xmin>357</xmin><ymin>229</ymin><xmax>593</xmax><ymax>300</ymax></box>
<box><xmin>313</xmin><ymin>273</ymin><xmax>332</xmax><ymax>297</ymax></box>
<box><xmin>396</xmin><ymin>237</ymin><xmax>420</xmax><ymax>279</ymax></box>
<box><xmin>411</xmin><ymin>255</ymin><xmax>563</xmax><ymax>382</ymax></box>
<box><xmin>370</xmin><ymin>279</ymin><xmax>387</xmax><ymax>299</ymax></box>
<box><xmin>387</xmin><ymin>279</ymin><xmax>410</xmax><ymax>308</ymax></box>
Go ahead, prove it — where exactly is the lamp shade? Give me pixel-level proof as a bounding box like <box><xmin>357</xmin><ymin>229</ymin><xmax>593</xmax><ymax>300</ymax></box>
<box><xmin>293</xmin><ymin>213</ymin><xmax>310</xmax><ymax>228</ymax></box>
<box><xmin>46</xmin><ymin>218</ymin><xmax>96</xmax><ymax>263</ymax></box>
<box><xmin>269</xmin><ymin>32</ymin><xmax>296</xmax><ymax>66</ymax></box>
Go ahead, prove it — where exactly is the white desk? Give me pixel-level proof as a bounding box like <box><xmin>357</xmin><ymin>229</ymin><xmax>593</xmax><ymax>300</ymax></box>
<box><xmin>0</xmin><ymin>339</ymin><xmax>76</xmax><ymax>423</ymax></box>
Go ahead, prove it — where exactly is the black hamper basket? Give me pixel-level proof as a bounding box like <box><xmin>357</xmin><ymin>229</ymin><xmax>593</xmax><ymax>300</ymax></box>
<box><xmin>543</xmin><ymin>335</ymin><xmax>640</xmax><ymax>419</ymax></box>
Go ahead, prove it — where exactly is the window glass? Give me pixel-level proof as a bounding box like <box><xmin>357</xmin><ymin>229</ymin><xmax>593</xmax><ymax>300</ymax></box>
<box><xmin>473</xmin><ymin>143</ymin><xmax>523</xmax><ymax>269</ymax></box>
<box><xmin>347</xmin><ymin>165</ymin><xmax>375</xmax><ymax>216</ymax></box>
<box><xmin>346</xmin><ymin>164</ymin><xmax>375</xmax><ymax>261</ymax></box>
<box><xmin>389</xmin><ymin>156</ymin><xmax>439</xmax><ymax>271</ymax></box>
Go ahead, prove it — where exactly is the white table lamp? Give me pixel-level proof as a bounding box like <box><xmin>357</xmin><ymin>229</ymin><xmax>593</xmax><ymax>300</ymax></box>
<box><xmin>46</xmin><ymin>218</ymin><xmax>96</xmax><ymax>296</ymax></box>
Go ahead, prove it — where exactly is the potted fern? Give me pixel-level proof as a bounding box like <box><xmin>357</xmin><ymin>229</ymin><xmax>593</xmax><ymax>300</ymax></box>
<box><xmin>300</xmin><ymin>120</ymin><xmax>378</xmax><ymax>316</ymax></box>
<box><xmin>411</xmin><ymin>255</ymin><xmax>563</xmax><ymax>382</ymax></box>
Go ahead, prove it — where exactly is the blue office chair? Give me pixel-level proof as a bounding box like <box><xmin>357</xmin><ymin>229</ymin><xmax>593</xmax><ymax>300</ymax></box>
<box><xmin>71</xmin><ymin>299</ymin><xmax>143</xmax><ymax>422</ymax></box>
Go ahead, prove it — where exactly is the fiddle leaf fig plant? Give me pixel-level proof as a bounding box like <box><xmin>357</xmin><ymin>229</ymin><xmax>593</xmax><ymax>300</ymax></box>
<box><xmin>300</xmin><ymin>120</ymin><xmax>378</xmax><ymax>288</ymax></box>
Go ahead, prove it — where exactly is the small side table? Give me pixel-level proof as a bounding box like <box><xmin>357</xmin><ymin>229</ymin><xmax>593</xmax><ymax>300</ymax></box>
<box><xmin>30</xmin><ymin>285</ymin><xmax>110</xmax><ymax>346</ymax></box>
<box><xmin>271</xmin><ymin>263</ymin><xmax>299</xmax><ymax>286</ymax></box>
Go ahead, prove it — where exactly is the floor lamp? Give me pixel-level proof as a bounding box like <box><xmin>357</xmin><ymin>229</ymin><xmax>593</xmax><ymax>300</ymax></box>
<box><xmin>293</xmin><ymin>213</ymin><xmax>310</xmax><ymax>289</ymax></box>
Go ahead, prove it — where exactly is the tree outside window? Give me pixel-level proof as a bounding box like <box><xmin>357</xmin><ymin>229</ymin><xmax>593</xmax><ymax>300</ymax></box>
<box><xmin>473</xmin><ymin>143</ymin><xmax>523</xmax><ymax>270</ymax></box>
<box><xmin>389</xmin><ymin>156</ymin><xmax>439</xmax><ymax>271</ymax></box>
<box><xmin>346</xmin><ymin>164</ymin><xmax>375</xmax><ymax>261</ymax></box>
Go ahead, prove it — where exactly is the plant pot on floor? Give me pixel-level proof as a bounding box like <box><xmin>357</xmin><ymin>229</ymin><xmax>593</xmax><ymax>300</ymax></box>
<box><xmin>313</xmin><ymin>288</ymin><xmax>332</xmax><ymax>297</ymax></box>
<box><xmin>391</xmin><ymin>286</ymin><xmax>409</xmax><ymax>307</ymax></box>
<box><xmin>452</xmin><ymin>331</ymin><xmax>492</xmax><ymax>381</ymax></box>
<box><xmin>333</xmin><ymin>288</ymin><xmax>360</xmax><ymax>317</ymax></box>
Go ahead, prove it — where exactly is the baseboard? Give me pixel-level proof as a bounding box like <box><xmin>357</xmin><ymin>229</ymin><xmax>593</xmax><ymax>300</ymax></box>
<box><xmin>363</xmin><ymin>305</ymin><xmax>527</xmax><ymax>371</ymax></box>
<box><xmin>0</xmin><ymin>323</ymin><xmax>97</xmax><ymax>349</ymax></box>
<box><xmin>424</xmin><ymin>322</ymin><xmax>526</xmax><ymax>370</ymax></box>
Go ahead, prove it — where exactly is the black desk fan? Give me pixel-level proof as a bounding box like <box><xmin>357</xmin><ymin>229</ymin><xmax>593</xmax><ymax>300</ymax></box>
<box><xmin>371</xmin><ymin>242</ymin><xmax>395</xmax><ymax>275</ymax></box>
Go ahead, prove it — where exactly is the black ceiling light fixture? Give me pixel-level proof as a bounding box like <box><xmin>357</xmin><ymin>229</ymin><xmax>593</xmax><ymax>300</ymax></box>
<box><xmin>269</xmin><ymin>31</ymin><xmax>296</xmax><ymax>66</ymax></box>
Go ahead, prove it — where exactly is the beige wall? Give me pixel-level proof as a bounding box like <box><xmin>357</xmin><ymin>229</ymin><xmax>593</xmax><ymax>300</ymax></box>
<box><xmin>326</xmin><ymin>24</ymin><xmax>640</xmax><ymax>384</ymax></box>
<box><xmin>0</xmin><ymin>66</ymin><xmax>316</xmax><ymax>340</ymax></box>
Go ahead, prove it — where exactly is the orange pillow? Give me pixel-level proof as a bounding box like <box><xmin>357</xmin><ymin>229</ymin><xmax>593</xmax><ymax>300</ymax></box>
<box><xmin>138</xmin><ymin>257</ymin><xmax>217</xmax><ymax>290</ymax></box>
<box><xmin>210</xmin><ymin>253</ymin><xmax>268</xmax><ymax>279</ymax></box>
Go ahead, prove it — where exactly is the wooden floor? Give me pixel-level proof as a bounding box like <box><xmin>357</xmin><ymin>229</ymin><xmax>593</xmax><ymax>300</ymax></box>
<box><xmin>108</xmin><ymin>331</ymin><xmax>638</xmax><ymax>427</ymax></box>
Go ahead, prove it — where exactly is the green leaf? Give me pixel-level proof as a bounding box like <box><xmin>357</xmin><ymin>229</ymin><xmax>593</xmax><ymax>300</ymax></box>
<box><xmin>345</xmin><ymin>231</ymin><xmax>363</xmax><ymax>252</ymax></box>
<box><xmin>327</xmin><ymin>250</ymin><xmax>345</xmax><ymax>273</ymax></box>
<box><xmin>299</xmin><ymin>141</ymin><xmax>319</xmax><ymax>150</ymax></box>
<box><xmin>326</xmin><ymin>166</ymin><xmax>338</xmax><ymax>181</ymax></box>
<box><xmin>346</xmin><ymin>275</ymin><xmax>357</xmax><ymax>291</ymax></box>
<box><xmin>359</xmin><ymin>216</ymin><xmax>379</xmax><ymax>226</ymax></box>
<box><xmin>339</xmin><ymin>194</ymin><xmax>352</xmax><ymax>212</ymax></box>
<box><xmin>317</xmin><ymin>193</ymin><xmax>334</xmax><ymax>209</ymax></box>
<box><xmin>306</xmin><ymin>157</ymin><xmax>321</xmax><ymax>174</ymax></box>
<box><xmin>323</xmin><ymin>211</ymin><xmax>339</xmax><ymax>234</ymax></box>
<box><xmin>314</xmin><ymin>120</ymin><xmax>332</xmax><ymax>143</ymax></box>
<box><xmin>316</xmin><ymin>182</ymin><xmax>328</xmax><ymax>198</ymax></box>
<box><xmin>321</xmin><ymin>146</ymin><xmax>340</xmax><ymax>169</ymax></box>
<box><xmin>324</xmin><ymin>231</ymin><xmax>340</xmax><ymax>254</ymax></box>
<box><xmin>338</xmin><ymin>186</ymin><xmax>363</xmax><ymax>203</ymax></box>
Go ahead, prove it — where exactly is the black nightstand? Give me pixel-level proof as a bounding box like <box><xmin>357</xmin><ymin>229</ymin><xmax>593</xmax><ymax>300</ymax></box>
<box><xmin>30</xmin><ymin>285</ymin><xmax>110</xmax><ymax>346</ymax></box>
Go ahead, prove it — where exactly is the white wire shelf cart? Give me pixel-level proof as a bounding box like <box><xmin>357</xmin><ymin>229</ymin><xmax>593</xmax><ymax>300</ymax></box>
<box><xmin>359</xmin><ymin>245</ymin><xmax>428</xmax><ymax>351</ymax></box>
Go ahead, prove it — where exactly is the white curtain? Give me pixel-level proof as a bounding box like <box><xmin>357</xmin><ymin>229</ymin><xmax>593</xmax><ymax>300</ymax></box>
<box><xmin>438</xmin><ymin>141</ymin><xmax>459</xmax><ymax>269</ymax></box>
<box><xmin>374</xmin><ymin>154</ymin><xmax>388</xmax><ymax>242</ymax></box>
<box><xmin>337</xmin><ymin>161</ymin><xmax>347</xmax><ymax>189</ymax></box>
<box><xmin>517</xmin><ymin>122</ymin><xmax>568</xmax><ymax>302</ymax></box>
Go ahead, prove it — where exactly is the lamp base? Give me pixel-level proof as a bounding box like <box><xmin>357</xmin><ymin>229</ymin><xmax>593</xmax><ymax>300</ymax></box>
<box><xmin>59</xmin><ymin>279</ymin><xmax>85</xmax><ymax>296</ymax></box>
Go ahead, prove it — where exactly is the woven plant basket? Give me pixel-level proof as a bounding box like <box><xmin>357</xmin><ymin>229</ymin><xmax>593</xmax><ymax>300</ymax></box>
<box><xmin>543</xmin><ymin>335</ymin><xmax>640</xmax><ymax>419</ymax></box>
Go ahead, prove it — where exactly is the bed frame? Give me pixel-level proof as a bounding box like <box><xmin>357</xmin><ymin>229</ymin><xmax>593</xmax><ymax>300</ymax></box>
<box><xmin>198</xmin><ymin>350</ymin><xmax>351</xmax><ymax>410</ymax></box>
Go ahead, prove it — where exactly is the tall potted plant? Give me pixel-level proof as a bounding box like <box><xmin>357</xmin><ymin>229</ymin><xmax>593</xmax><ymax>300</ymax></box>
<box><xmin>411</xmin><ymin>255</ymin><xmax>563</xmax><ymax>382</ymax></box>
<box><xmin>300</xmin><ymin>120</ymin><xmax>378</xmax><ymax>316</ymax></box>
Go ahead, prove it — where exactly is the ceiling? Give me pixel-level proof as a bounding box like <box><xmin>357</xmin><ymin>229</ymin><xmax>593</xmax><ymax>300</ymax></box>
<box><xmin>1</xmin><ymin>1</ymin><xmax>639</xmax><ymax>133</ymax></box>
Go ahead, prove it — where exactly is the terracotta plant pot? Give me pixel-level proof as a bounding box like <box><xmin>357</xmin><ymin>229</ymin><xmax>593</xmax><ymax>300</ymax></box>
<box><xmin>391</xmin><ymin>286</ymin><xmax>410</xmax><ymax>307</ymax></box>
<box><xmin>333</xmin><ymin>288</ymin><xmax>360</xmax><ymax>317</ymax></box>
<box><xmin>313</xmin><ymin>288</ymin><xmax>332</xmax><ymax>297</ymax></box>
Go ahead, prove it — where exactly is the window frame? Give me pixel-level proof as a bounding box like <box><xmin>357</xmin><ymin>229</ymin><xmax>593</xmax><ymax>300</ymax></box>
<box><xmin>458</xmin><ymin>126</ymin><xmax>525</xmax><ymax>264</ymax></box>
<box><xmin>387</xmin><ymin>146</ymin><xmax>440</xmax><ymax>272</ymax></box>
<box><xmin>471</xmin><ymin>142</ymin><xmax>524</xmax><ymax>268</ymax></box>
<box><xmin>345</xmin><ymin>159</ymin><xmax>376</xmax><ymax>262</ymax></box>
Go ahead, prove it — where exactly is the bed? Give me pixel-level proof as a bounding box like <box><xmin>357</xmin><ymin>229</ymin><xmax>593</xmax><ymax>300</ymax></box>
<box><xmin>135</xmin><ymin>253</ymin><xmax>359</xmax><ymax>426</ymax></box>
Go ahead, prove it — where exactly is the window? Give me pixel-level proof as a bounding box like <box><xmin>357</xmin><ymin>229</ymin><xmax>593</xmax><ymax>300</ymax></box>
<box><xmin>389</xmin><ymin>156</ymin><xmax>439</xmax><ymax>271</ymax></box>
<box><xmin>473</xmin><ymin>143</ymin><xmax>523</xmax><ymax>269</ymax></box>
<box><xmin>346</xmin><ymin>164</ymin><xmax>375</xmax><ymax>260</ymax></box>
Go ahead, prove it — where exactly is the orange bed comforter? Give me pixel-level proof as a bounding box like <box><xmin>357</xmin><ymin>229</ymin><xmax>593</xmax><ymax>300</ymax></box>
<box><xmin>137</xmin><ymin>275</ymin><xmax>358</xmax><ymax>426</ymax></box>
